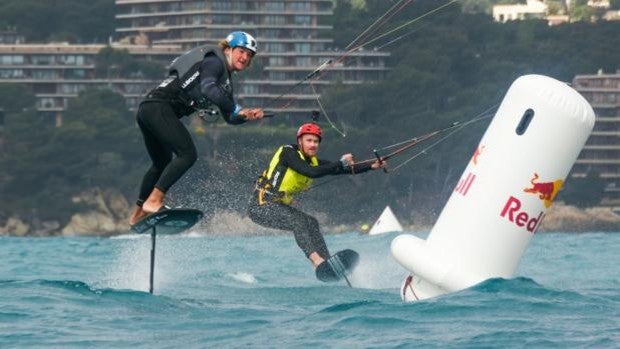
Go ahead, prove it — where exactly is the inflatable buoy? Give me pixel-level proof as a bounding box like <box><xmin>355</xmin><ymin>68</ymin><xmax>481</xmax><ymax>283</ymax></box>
<box><xmin>391</xmin><ymin>75</ymin><xmax>595</xmax><ymax>302</ymax></box>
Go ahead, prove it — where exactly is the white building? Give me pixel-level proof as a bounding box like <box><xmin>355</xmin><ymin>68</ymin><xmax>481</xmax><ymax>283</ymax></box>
<box><xmin>493</xmin><ymin>0</ymin><xmax>548</xmax><ymax>22</ymax></box>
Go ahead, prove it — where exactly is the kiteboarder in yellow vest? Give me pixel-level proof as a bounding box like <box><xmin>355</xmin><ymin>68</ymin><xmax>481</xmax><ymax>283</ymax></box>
<box><xmin>248</xmin><ymin>122</ymin><xmax>386</xmax><ymax>268</ymax></box>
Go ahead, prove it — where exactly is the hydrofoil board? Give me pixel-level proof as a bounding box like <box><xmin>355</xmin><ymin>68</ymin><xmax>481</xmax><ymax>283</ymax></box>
<box><xmin>316</xmin><ymin>249</ymin><xmax>359</xmax><ymax>284</ymax></box>
<box><xmin>131</xmin><ymin>208</ymin><xmax>203</xmax><ymax>235</ymax></box>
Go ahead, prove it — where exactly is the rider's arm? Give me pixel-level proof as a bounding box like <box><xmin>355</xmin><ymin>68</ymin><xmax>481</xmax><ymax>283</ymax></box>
<box><xmin>199</xmin><ymin>53</ymin><xmax>245</xmax><ymax>125</ymax></box>
<box><xmin>283</xmin><ymin>147</ymin><xmax>374</xmax><ymax>178</ymax></box>
<box><xmin>282</xmin><ymin>147</ymin><xmax>341</xmax><ymax>178</ymax></box>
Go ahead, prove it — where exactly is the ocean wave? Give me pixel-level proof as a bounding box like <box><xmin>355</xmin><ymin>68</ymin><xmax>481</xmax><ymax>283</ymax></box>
<box><xmin>468</xmin><ymin>277</ymin><xmax>594</xmax><ymax>301</ymax></box>
<box><xmin>0</xmin><ymin>279</ymin><xmax>143</xmax><ymax>296</ymax></box>
<box><xmin>318</xmin><ymin>300</ymin><xmax>381</xmax><ymax>313</ymax></box>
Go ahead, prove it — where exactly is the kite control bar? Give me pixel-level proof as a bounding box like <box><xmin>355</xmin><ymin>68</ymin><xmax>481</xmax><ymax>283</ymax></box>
<box><xmin>373</xmin><ymin>149</ymin><xmax>388</xmax><ymax>173</ymax></box>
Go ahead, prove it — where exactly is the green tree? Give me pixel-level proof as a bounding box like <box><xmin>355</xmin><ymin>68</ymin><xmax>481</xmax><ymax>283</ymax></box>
<box><xmin>0</xmin><ymin>88</ymin><xmax>143</xmax><ymax>223</ymax></box>
<box><xmin>312</xmin><ymin>2</ymin><xmax>620</xmax><ymax>218</ymax></box>
<box><xmin>3</xmin><ymin>1</ymin><xmax>620</xmax><ymax>227</ymax></box>
<box><xmin>330</xmin><ymin>0</ymin><xmax>369</xmax><ymax>47</ymax></box>
<box><xmin>61</xmin><ymin>88</ymin><xmax>143</xmax><ymax>192</ymax></box>
<box><xmin>546</xmin><ymin>1</ymin><xmax>566</xmax><ymax>15</ymax></box>
<box><xmin>570</xmin><ymin>0</ymin><xmax>594</xmax><ymax>21</ymax></box>
<box><xmin>0</xmin><ymin>84</ymin><xmax>36</xmax><ymax>113</ymax></box>
<box><xmin>0</xmin><ymin>109</ymin><xmax>62</xmax><ymax>220</ymax></box>
<box><xmin>95</xmin><ymin>46</ymin><xmax>165</xmax><ymax>79</ymax></box>
<box><xmin>95</xmin><ymin>46</ymin><xmax>135</xmax><ymax>78</ymax></box>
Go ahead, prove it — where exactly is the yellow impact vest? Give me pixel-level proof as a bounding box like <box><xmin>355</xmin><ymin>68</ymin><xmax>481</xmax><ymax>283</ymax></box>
<box><xmin>257</xmin><ymin>145</ymin><xmax>318</xmax><ymax>205</ymax></box>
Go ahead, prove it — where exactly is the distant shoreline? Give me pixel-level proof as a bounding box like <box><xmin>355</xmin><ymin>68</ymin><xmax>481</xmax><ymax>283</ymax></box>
<box><xmin>1</xmin><ymin>202</ymin><xmax>618</xmax><ymax>237</ymax></box>
<box><xmin>331</xmin><ymin>202</ymin><xmax>620</xmax><ymax>235</ymax></box>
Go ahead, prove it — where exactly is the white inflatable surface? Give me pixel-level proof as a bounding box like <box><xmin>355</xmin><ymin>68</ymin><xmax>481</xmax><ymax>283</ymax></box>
<box><xmin>391</xmin><ymin>75</ymin><xmax>595</xmax><ymax>302</ymax></box>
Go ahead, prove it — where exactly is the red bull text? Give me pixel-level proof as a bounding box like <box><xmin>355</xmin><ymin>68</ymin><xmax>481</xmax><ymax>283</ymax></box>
<box><xmin>500</xmin><ymin>196</ymin><xmax>545</xmax><ymax>233</ymax></box>
<box><xmin>455</xmin><ymin>172</ymin><xmax>476</xmax><ymax>196</ymax></box>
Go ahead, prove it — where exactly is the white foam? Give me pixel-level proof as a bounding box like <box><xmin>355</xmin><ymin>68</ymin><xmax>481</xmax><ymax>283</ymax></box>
<box><xmin>109</xmin><ymin>234</ymin><xmax>145</xmax><ymax>240</ymax></box>
<box><xmin>348</xmin><ymin>253</ymin><xmax>403</xmax><ymax>289</ymax></box>
<box><xmin>228</xmin><ymin>272</ymin><xmax>257</xmax><ymax>284</ymax></box>
<box><xmin>96</xmin><ymin>239</ymin><xmax>151</xmax><ymax>292</ymax></box>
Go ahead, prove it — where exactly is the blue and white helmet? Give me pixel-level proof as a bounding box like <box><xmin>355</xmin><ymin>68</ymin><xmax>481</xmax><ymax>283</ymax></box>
<box><xmin>226</xmin><ymin>31</ymin><xmax>257</xmax><ymax>55</ymax></box>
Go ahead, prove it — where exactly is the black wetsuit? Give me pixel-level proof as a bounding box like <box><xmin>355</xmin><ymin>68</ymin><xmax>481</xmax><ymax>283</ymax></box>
<box><xmin>247</xmin><ymin>145</ymin><xmax>373</xmax><ymax>259</ymax></box>
<box><xmin>135</xmin><ymin>49</ymin><xmax>245</xmax><ymax>206</ymax></box>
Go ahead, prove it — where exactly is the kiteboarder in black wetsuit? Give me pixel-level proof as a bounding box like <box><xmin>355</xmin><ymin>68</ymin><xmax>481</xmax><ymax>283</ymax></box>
<box><xmin>129</xmin><ymin>31</ymin><xmax>264</xmax><ymax>225</ymax></box>
<box><xmin>247</xmin><ymin>122</ymin><xmax>386</xmax><ymax>268</ymax></box>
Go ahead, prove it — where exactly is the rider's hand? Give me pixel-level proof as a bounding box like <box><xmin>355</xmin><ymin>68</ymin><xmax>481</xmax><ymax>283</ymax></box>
<box><xmin>340</xmin><ymin>153</ymin><xmax>354</xmax><ymax>167</ymax></box>
<box><xmin>240</xmin><ymin>108</ymin><xmax>264</xmax><ymax>120</ymax></box>
<box><xmin>371</xmin><ymin>159</ymin><xmax>387</xmax><ymax>170</ymax></box>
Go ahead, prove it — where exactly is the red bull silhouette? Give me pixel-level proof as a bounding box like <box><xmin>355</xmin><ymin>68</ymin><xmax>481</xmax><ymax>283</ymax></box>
<box><xmin>472</xmin><ymin>145</ymin><xmax>485</xmax><ymax>165</ymax></box>
<box><xmin>523</xmin><ymin>172</ymin><xmax>563</xmax><ymax>208</ymax></box>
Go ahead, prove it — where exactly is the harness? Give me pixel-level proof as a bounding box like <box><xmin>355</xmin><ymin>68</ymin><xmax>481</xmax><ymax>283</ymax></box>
<box><xmin>143</xmin><ymin>45</ymin><xmax>233</xmax><ymax>114</ymax></box>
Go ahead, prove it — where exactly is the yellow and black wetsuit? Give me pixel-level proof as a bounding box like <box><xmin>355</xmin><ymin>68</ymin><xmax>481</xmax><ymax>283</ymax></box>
<box><xmin>247</xmin><ymin>144</ymin><xmax>373</xmax><ymax>259</ymax></box>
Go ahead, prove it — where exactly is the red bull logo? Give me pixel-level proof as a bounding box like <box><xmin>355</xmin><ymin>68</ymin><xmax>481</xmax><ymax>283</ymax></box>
<box><xmin>523</xmin><ymin>172</ymin><xmax>563</xmax><ymax>208</ymax></box>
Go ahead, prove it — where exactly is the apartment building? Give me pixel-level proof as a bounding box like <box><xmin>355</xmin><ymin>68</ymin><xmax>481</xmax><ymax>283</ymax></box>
<box><xmin>0</xmin><ymin>1</ymin><xmax>388</xmax><ymax>122</ymax></box>
<box><xmin>0</xmin><ymin>42</ymin><xmax>179</xmax><ymax>125</ymax></box>
<box><xmin>114</xmin><ymin>0</ymin><xmax>390</xmax><ymax>117</ymax></box>
<box><xmin>572</xmin><ymin>71</ymin><xmax>620</xmax><ymax>207</ymax></box>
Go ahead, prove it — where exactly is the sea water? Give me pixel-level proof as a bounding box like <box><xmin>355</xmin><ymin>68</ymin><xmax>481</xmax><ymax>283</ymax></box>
<box><xmin>0</xmin><ymin>231</ymin><xmax>618</xmax><ymax>348</ymax></box>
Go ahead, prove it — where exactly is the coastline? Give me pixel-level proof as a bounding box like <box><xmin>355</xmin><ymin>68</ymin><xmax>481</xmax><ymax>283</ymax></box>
<box><xmin>1</xmin><ymin>201</ymin><xmax>618</xmax><ymax>237</ymax></box>
<box><xmin>405</xmin><ymin>202</ymin><xmax>620</xmax><ymax>234</ymax></box>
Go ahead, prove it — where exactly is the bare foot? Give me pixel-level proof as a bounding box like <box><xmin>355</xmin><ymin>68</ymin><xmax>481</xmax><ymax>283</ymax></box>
<box><xmin>141</xmin><ymin>201</ymin><xmax>164</xmax><ymax>214</ymax></box>
<box><xmin>142</xmin><ymin>188</ymin><xmax>165</xmax><ymax>214</ymax></box>
<box><xmin>308</xmin><ymin>252</ymin><xmax>325</xmax><ymax>268</ymax></box>
<box><xmin>129</xmin><ymin>206</ymin><xmax>148</xmax><ymax>225</ymax></box>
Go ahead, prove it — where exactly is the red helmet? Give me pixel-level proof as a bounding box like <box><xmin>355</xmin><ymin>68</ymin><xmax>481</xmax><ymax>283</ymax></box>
<box><xmin>296</xmin><ymin>123</ymin><xmax>322</xmax><ymax>141</ymax></box>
